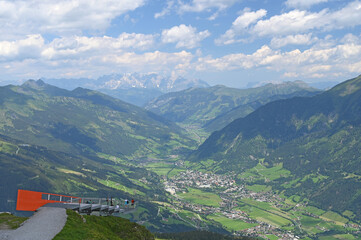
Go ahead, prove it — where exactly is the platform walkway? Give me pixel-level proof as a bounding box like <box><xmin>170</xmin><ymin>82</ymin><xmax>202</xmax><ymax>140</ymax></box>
<box><xmin>0</xmin><ymin>190</ymin><xmax>137</xmax><ymax>239</ymax></box>
<box><xmin>0</xmin><ymin>207</ymin><xmax>67</xmax><ymax>240</ymax></box>
<box><xmin>16</xmin><ymin>189</ymin><xmax>136</xmax><ymax>215</ymax></box>
<box><xmin>43</xmin><ymin>196</ymin><xmax>136</xmax><ymax>215</ymax></box>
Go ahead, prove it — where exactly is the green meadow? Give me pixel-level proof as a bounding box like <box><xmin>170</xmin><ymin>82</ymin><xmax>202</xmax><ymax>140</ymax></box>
<box><xmin>208</xmin><ymin>213</ymin><xmax>258</xmax><ymax>231</ymax></box>
<box><xmin>145</xmin><ymin>162</ymin><xmax>174</xmax><ymax>176</ymax></box>
<box><xmin>178</xmin><ymin>188</ymin><xmax>222</xmax><ymax>207</ymax></box>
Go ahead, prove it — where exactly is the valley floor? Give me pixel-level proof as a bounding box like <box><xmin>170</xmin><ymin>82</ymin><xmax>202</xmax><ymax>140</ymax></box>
<box><xmin>141</xmin><ymin>159</ymin><xmax>361</xmax><ymax>240</ymax></box>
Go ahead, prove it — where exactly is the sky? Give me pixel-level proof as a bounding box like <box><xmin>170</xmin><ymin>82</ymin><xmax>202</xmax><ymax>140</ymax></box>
<box><xmin>0</xmin><ymin>0</ymin><xmax>360</xmax><ymax>88</ymax></box>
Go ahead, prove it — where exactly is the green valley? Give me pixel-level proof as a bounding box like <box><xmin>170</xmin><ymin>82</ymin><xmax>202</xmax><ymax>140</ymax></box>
<box><xmin>145</xmin><ymin>81</ymin><xmax>320</xmax><ymax>133</ymax></box>
<box><xmin>1</xmin><ymin>76</ymin><xmax>361</xmax><ymax>239</ymax></box>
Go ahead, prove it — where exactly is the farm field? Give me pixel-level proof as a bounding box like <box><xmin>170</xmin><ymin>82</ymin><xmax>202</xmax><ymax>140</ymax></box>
<box><xmin>318</xmin><ymin>234</ymin><xmax>356</xmax><ymax>240</ymax></box>
<box><xmin>238</xmin><ymin>163</ymin><xmax>291</xmax><ymax>182</ymax></box>
<box><xmin>145</xmin><ymin>162</ymin><xmax>174</xmax><ymax>176</ymax></box>
<box><xmin>208</xmin><ymin>213</ymin><xmax>258</xmax><ymax>231</ymax></box>
<box><xmin>178</xmin><ymin>188</ymin><xmax>222</xmax><ymax>207</ymax></box>
<box><xmin>321</xmin><ymin>211</ymin><xmax>349</xmax><ymax>226</ymax></box>
<box><xmin>237</xmin><ymin>203</ymin><xmax>293</xmax><ymax>228</ymax></box>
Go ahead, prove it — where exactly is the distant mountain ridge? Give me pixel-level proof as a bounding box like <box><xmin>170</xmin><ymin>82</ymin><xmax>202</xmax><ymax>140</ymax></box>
<box><xmin>42</xmin><ymin>73</ymin><xmax>210</xmax><ymax>106</ymax></box>
<box><xmin>145</xmin><ymin>81</ymin><xmax>321</xmax><ymax>132</ymax></box>
<box><xmin>96</xmin><ymin>73</ymin><xmax>210</xmax><ymax>92</ymax></box>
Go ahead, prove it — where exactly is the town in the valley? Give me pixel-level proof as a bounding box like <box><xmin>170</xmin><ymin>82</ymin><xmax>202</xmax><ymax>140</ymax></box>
<box><xmin>159</xmin><ymin>166</ymin><xmax>361</xmax><ymax>240</ymax></box>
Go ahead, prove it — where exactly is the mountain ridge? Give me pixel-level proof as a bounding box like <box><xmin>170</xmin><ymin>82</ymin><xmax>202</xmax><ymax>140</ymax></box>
<box><xmin>189</xmin><ymin>74</ymin><xmax>361</xmax><ymax>219</ymax></box>
<box><xmin>145</xmin><ymin>81</ymin><xmax>321</xmax><ymax>132</ymax></box>
<box><xmin>42</xmin><ymin>73</ymin><xmax>210</xmax><ymax>106</ymax></box>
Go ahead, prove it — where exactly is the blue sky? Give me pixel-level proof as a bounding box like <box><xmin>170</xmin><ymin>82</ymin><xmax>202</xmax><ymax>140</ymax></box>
<box><xmin>0</xmin><ymin>0</ymin><xmax>360</xmax><ymax>87</ymax></box>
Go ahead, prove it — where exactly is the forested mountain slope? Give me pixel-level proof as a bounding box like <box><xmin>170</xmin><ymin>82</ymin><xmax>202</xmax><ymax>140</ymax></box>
<box><xmin>0</xmin><ymin>80</ymin><xmax>194</xmax><ymax>159</ymax></box>
<box><xmin>190</xmin><ymin>75</ymin><xmax>361</xmax><ymax>219</ymax></box>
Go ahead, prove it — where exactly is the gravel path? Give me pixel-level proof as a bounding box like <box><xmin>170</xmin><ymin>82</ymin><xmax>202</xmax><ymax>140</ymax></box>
<box><xmin>0</xmin><ymin>207</ymin><xmax>67</xmax><ymax>240</ymax></box>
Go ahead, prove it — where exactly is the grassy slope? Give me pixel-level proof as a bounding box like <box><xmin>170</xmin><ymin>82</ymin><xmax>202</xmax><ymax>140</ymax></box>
<box><xmin>0</xmin><ymin>134</ymin><xmax>163</xmax><ymax>218</ymax></box>
<box><xmin>0</xmin><ymin>80</ymin><xmax>194</xmax><ymax>159</ymax></box>
<box><xmin>0</xmin><ymin>213</ymin><xmax>28</xmax><ymax>229</ymax></box>
<box><xmin>54</xmin><ymin>210</ymin><xmax>154</xmax><ymax>240</ymax></box>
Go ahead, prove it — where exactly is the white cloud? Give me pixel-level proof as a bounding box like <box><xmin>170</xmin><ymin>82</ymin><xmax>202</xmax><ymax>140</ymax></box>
<box><xmin>328</xmin><ymin>1</ymin><xmax>361</xmax><ymax>30</ymax></box>
<box><xmin>0</xmin><ymin>35</ymin><xmax>44</xmax><ymax>61</ymax></box>
<box><xmin>179</xmin><ymin>0</ymin><xmax>240</xmax><ymax>13</ymax></box>
<box><xmin>285</xmin><ymin>0</ymin><xmax>328</xmax><ymax>9</ymax></box>
<box><xmin>270</xmin><ymin>33</ymin><xmax>317</xmax><ymax>48</ymax></box>
<box><xmin>197</xmin><ymin>36</ymin><xmax>361</xmax><ymax>79</ymax></box>
<box><xmin>0</xmin><ymin>0</ymin><xmax>145</xmax><ymax>38</ymax></box>
<box><xmin>252</xmin><ymin>9</ymin><xmax>327</xmax><ymax>37</ymax></box>
<box><xmin>155</xmin><ymin>0</ymin><xmax>239</xmax><ymax>20</ymax></box>
<box><xmin>215</xmin><ymin>9</ymin><xmax>267</xmax><ymax>45</ymax></box>
<box><xmin>0</xmin><ymin>32</ymin><xmax>156</xmax><ymax>64</ymax></box>
<box><xmin>232</xmin><ymin>9</ymin><xmax>268</xmax><ymax>30</ymax></box>
<box><xmin>217</xmin><ymin>1</ymin><xmax>361</xmax><ymax>45</ymax></box>
<box><xmin>155</xmin><ymin>0</ymin><xmax>174</xmax><ymax>19</ymax></box>
<box><xmin>42</xmin><ymin>33</ymin><xmax>155</xmax><ymax>60</ymax></box>
<box><xmin>0</xmin><ymin>33</ymin><xmax>193</xmax><ymax>80</ymax></box>
<box><xmin>341</xmin><ymin>34</ymin><xmax>361</xmax><ymax>44</ymax></box>
<box><xmin>254</xmin><ymin>1</ymin><xmax>361</xmax><ymax>36</ymax></box>
<box><xmin>102</xmin><ymin>51</ymin><xmax>193</xmax><ymax>73</ymax></box>
<box><xmin>161</xmin><ymin>25</ymin><xmax>210</xmax><ymax>49</ymax></box>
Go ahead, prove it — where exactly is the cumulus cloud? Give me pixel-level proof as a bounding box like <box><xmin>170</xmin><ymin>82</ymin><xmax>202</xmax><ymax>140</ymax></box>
<box><xmin>42</xmin><ymin>33</ymin><xmax>156</xmax><ymax>60</ymax></box>
<box><xmin>270</xmin><ymin>33</ymin><xmax>317</xmax><ymax>48</ymax></box>
<box><xmin>0</xmin><ymin>33</ymin><xmax>193</xmax><ymax>80</ymax></box>
<box><xmin>255</xmin><ymin>1</ymin><xmax>361</xmax><ymax>36</ymax></box>
<box><xmin>0</xmin><ymin>35</ymin><xmax>44</xmax><ymax>61</ymax></box>
<box><xmin>329</xmin><ymin>1</ymin><xmax>361</xmax><ymax>30</ymax></box>
<box><xmin>161</xmin><ymin>24</ymin><xmax>210</xmax><ymax>49</ymax></box>
<box><xmin>215</xmin><ymin>9</ymin><xmax>267</xmax><ymax>45</ymax></box>
<box><xmin>0</xmin><ymin>0</ymin><xmax>145</xmax><ymax>38</ymax></box>
<box><xmin>285</xmin><ymin>0</ymin><xmax>328</xmax><ymax>9</ymax></box>
<box><xmin>217</xmin><ymin>1</ymin><xmax>361</xmax><ymax>45</ymax></box>
<box><xmin>197</xmin><ymin>36</ymin><xmax>361</xmax><ymax>79</ymax></box>
<box><xmin>252</xmin><ymin>9</ymin><xmax>327</xmax><ymax>37</ymax></box>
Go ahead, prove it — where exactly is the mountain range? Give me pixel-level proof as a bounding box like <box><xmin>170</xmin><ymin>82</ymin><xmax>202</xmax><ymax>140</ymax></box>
<box><xmin>43</xmin><ymin>73</ymin><xmax>210</xmax><ymax>106</ymax></box>
<box><xmin>191</xmin><ymin>75</ymin><xmax>361</xmax><ymax>219</ymax></box>
<box><xmin>145</xmin><ymin>81</ymin><xmax>320</xmax><ymax>132</ymax></box>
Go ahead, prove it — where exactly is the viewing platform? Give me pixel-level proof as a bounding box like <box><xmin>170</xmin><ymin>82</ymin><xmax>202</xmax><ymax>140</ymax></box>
<box><xmin>16</xmin><ymin>189</ymin><xmax>136</xmax><ymax>215</ymax></box>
